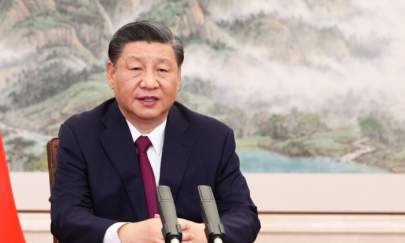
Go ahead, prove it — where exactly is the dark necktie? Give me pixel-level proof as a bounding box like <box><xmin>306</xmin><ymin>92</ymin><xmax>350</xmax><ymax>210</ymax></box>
<box><xmin>135</xmin><ymin>136</ymin><xmax>158</xmax><ymax>218</ymax></box>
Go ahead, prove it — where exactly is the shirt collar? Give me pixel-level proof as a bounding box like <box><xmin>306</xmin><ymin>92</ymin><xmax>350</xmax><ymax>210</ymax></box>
<box><xmin>126</xmin><ymin>119</ymin><xmax>167</xmax><ymax>155</ymax></box>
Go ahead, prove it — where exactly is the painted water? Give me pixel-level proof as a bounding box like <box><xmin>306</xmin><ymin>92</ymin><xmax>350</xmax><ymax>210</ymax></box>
<box><xmin>238</xmin><ymin>148</ymin><xmax>387</xmax><ymax>173</ymax></box>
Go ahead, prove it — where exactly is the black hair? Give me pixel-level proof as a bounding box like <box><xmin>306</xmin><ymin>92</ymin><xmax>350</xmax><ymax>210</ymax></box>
<box><xmin>108</xmin><ymin>20</ymin><xmax>184</xmax><ymax>66</ymax></box>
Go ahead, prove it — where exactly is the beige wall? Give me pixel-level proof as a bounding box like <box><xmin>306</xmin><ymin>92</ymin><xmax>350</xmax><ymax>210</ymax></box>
<box><xmin>12</xmin><ymin>173</ymin><xmax>405</xmax><ymax>212</ymax></box>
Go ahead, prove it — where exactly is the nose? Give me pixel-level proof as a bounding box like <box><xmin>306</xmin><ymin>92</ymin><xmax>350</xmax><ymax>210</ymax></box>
<box><xmin>139</xmin><ymin>70</ymin><xmax>158</xmax><ymax>89</ymax></box>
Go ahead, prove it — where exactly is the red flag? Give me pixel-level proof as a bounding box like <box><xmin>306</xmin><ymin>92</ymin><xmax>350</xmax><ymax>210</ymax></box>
<box><xmin>0</xmin><ymin>131</ymin><xmax>25</xmax><ymax>243</ymax></box>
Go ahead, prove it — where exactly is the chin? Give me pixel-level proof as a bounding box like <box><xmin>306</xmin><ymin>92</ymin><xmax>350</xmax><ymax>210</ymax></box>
<box><xmin>135</xmin><ymin>111</ymin><xmax>165</xmax><ymax>121</ymax></box>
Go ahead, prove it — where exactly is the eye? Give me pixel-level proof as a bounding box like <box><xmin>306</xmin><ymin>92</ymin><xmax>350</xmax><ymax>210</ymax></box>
<box><xmin>130</xmin><ymin>67</ymin><xmax>141</xmax><ymax>71</ymax></box>
<box><xmin>157</xmin><ymin>68</ymin><xmax>168</xmax><ymax>73</ymax></box>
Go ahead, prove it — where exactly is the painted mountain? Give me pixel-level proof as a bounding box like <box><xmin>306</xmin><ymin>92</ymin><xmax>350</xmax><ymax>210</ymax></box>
<box><xmin>0</xmin><ymin>0</ymin><xmax>404</xmax><ymax>172</ymax></box>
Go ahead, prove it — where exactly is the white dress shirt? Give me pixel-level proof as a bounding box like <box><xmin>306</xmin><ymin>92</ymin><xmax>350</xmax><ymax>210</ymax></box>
<box><xmin>103</xmin><ymin>119</ymin><xmax>167</xmax><ymax>243</ymax></box>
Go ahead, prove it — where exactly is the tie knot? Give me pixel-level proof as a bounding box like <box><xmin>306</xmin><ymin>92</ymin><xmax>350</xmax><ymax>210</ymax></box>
<box><xmin>135</xmin><ymin>136</ymin><xmax>152</xmax><ymax>153</ymax></box>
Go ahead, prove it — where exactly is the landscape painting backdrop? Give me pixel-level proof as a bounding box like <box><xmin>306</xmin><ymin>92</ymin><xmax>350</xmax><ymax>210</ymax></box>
<box><xmin>1</xmin><ymin>0</ymin><xmax>404</xmax><ymax>173</ymax></box>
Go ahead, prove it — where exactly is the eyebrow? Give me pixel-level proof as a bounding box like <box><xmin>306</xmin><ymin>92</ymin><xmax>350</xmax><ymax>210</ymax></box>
<box><xmin>125</xmin><ymin>55</ymin><xmax>171</xmax><ymax>64</ymax></box>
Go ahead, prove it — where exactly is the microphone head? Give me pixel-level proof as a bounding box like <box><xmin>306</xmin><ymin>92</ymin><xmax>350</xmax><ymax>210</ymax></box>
<box><xmin>198</xmin><ymin>185</ymin><xmax>225</xmax><ymax>242</ymax></box>
<box><xmin>157</xmin><ymin>185</ymin><xmax>182</xmax><ymax>242</ymax></box>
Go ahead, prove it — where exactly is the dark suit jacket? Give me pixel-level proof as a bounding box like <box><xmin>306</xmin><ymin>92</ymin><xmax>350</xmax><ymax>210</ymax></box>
<box><xmin>50</xmin><ymin>98</ymin><xmax>260</xmax><ymax>243</ymax></box>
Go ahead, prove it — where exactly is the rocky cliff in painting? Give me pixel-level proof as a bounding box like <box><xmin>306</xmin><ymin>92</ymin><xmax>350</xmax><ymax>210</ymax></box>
<box><xmin>0</xmin><ymin>0</ymin><xmax>404</xmax><ymax>172</ymax></box>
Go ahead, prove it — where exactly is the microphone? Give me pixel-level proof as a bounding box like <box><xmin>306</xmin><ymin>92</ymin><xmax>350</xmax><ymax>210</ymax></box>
<box><xmin>198</xmin><ymin>185</ymin><xmax>225</xmax><ymax>243</ymax></box>
<box><xmin>157</xmin><ymin>185</ymin><xmax>182</xmax><ymax>243</ymax></box>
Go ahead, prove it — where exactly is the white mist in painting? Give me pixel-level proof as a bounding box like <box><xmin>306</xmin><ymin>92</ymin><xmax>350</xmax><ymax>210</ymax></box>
<box><xmin>183</xmin><ymin>0</ymin><xmax>405</xmax><ymax>122</ymax></box>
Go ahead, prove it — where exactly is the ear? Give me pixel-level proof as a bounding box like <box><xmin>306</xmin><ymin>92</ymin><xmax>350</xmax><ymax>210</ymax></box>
<box><xmin>176</xmin><ymin>67</ymin><xmax>182</xmax><ymax>91</ymax></box>
<box><xmin>106</xmin><ymin>61</ymin><xmax>116</xmax><ymax>90</ymax></box>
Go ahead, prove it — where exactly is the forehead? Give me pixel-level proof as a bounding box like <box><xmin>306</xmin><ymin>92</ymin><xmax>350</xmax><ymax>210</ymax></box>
<box><xmin>119</xmin><ymin>41</ymin><xmax>176</xmax><ymax>63</ymax></box>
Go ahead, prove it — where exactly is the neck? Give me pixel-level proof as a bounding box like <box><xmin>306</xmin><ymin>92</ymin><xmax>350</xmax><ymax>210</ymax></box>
<box><xmin>131</xmin><ymin>121</ymin><xmax>160</xmax><ymax>134</ymax></box>
<box><xmin>119</xmin><ymin>107</ymin><xmax>167</xmax><ymax>134</ymax></box>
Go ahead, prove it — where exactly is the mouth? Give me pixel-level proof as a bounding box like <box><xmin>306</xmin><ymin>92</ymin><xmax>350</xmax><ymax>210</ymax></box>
<box><xmin>137</xmin><ymin>96</ymin><xmax>159</xmax><ymax>106</ymax></box>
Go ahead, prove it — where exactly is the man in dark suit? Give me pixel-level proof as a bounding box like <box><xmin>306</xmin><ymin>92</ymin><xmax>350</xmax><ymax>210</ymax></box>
<box><xmin>50</xmin><ymin>20</ymin><xmax>260</xmax><ymax>243</ymax></box>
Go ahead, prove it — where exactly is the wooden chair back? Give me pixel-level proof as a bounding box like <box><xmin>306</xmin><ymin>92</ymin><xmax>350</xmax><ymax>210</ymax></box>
<box><xmin>46</xmin><ymin>137</ymin><xmax>60</xmax><ymax>243</ymax></box>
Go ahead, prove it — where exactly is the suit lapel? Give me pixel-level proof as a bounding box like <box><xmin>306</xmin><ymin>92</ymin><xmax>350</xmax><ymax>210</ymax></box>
<box><xmin>99</xmin><ymin>101</ymin><xmax>149</xmax><ymax>220</ymax></box>
<box><xmin>159</xmin><ymin>103</ymin><xmax>196</xmax><ymax>201</ymax></box>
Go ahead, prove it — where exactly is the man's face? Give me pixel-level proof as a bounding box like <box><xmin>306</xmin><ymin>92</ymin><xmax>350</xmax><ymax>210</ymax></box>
<box><xmin>107</xmin><ymin>41</ymin><xmax>181</xmax><ymax>127</ymax></box>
